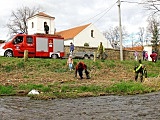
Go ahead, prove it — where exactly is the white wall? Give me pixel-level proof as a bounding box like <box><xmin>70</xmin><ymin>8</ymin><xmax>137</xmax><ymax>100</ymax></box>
<box><xmin>143</xmin><ymin>45</ymin><xmax>152</xmax><ymax>61</ymax></box>
<box><xmin>27</xmin><ymin>17</ymin><xmax>38</xmax><ymax>34</ymax></box>
<box><xmin>27</xmin><ymin>16</ymin><xmax>55</xmax><ymax>35</ymax></box>
<box><xmin>74</xmin><ymin>24</ymin><xmax>112</xmax><ymax>48</ymax></box>
<box><xmin>64</xmin><ymin>39</ymin><xmax>73</xmax><ymax>45</ymax></box>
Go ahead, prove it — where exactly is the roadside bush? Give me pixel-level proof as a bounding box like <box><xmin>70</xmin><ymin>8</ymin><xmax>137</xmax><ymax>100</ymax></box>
<box><xmin>84</xmin><ymin>43</ymin><xmax>89</xmax><ymax>47</ymax></box>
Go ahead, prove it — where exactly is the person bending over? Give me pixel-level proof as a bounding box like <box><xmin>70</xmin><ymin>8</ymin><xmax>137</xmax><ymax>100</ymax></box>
<box><xmin>75</xmin><ymin>61</ymin><xmax>90</xmax><ymax>79</ymax></box>
<box><xmin>134</xmin><ymin>59</ymin><xmax>147</xmax><ymax>82</ymax></box>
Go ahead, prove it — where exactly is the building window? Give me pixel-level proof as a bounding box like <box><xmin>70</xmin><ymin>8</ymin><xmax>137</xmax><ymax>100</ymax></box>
<box><xmin>32</xmin><ymin>22</ymin><xmax>34</xmax><ymax>28</ymax></box>
<box><xmin>91</xmin><ymin>30</ymin><xmax>94</xmax><ymax>37</ymax></box>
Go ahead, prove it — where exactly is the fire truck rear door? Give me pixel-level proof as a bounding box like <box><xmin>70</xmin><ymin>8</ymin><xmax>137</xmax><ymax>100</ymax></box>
<box><xmin>53</xmin><ymin>39</ymin><xmax>64</xmax><ymax>53</ymax></box>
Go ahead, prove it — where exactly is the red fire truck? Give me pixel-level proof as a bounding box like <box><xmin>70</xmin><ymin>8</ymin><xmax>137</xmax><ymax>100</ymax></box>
<box><xmin>0</xmin><ymin>33</ymin><xmax>64</xmax><ymax>59</ymax></box>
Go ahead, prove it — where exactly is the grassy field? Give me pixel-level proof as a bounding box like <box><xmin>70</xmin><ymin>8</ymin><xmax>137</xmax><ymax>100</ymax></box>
<box><xmin>0</xmin><ymin>57</ymin><xmax>160</xmax><ymax>100</ymax></box>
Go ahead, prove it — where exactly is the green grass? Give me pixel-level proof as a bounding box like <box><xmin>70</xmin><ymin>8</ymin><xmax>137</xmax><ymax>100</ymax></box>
<box><xmin>0</xmin><ymin>57</ymin><xmax>160</xmax><ymax>100</ymax></box>
<box><xmin>105</xmin><ymin>81</ymin><xmax>154</xmax><ymax>95</ymax></box>
<box><xmin>60</xmin><ymin>85</ymin><xmax>103</xmax><ymax>93</ymax></box>
<box><xmin>0</xmin><ymin>81</ymin><xmax>157</xmax><ymax>99</ymax></box>
<box><xmin>104</xmin><ymin>60</ymin><xmax>116</xmax><ymax>68</ymax></box>
<box><xmin>0</xmin><ymin>57</ymin><xmax>159</xmax><ymax>76</ymax></box>
<box><xmin>18</xmin><ymin>84</ymin><xmax>51</xmax><ymax>92</ymax></box>
<box><xmin>16</xmin><ymin>61</ymin><xmax>25</xmax><ymax>69</ymax></box>
<box><xmin>0</xmin><ymin>85</ymin><xmax>15</xmax><ymax>95</ymax></box>
<box><xmin>4</xmin><ymin>65</ymin><xmax>13</xmax><ymax>72</ymax></box>
<box><xmin>147</xmin><ymin>72</ymin><xmax>159</xmax><ymax>77</ymax></box>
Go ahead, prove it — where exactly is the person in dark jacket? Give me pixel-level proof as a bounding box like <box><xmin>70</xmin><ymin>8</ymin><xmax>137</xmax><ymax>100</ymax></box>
<box><xmin>134</xmin><ymin>59</ymin><xmax>146</xmax><ymax>82</ymax></box>
<box><xmin>70</xmin><ymin>42</ymin><xmax>74</xmax><ymax>54</ymax></box>
<box><xmin>75</xmin><ymin>61</ymin><xmax>90</xmax><ymax>79</ymax></box>
<box><xmin>142</xmin><ymin>51</ymin><xmax>146</xmax><ymax>60</ymax></box>
<box><xmin>44</xmin><ymin>22</ymin><xmax>49</xmax><ymax>34</ymax></box>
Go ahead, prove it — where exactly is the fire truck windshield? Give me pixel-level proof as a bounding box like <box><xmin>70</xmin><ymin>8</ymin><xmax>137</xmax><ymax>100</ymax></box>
<box><xmin>5</xmin><ymin>35</ymin><xmax>14</xmax><ymax>43</ymax></box>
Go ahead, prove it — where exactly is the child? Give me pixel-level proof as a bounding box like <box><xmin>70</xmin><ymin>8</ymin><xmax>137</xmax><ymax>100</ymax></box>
<box><xmin>67</xmin><ymin>55</ymin><xmax>73</xmax><ymax>71</ymax></box>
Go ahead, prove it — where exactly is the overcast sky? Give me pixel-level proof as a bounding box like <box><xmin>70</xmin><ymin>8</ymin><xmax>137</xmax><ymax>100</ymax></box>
<box><xmin>0</xmin><ymin>0</ymin><xmax>150</xmax><ymax>44</ymax></box>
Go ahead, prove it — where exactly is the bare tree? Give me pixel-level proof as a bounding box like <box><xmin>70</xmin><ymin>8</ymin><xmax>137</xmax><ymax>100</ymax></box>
<box><xmin>103</xmin><ymin>26</ymin><xmax>127</xmax><ymax>49</ymax></box>
<box><xmin>6</xmin><ymin>6</ymin><xmax>40</xmax><ymax>36</ymax></box>
<box><xmin>138</xmin><ymin>27</ymin><xmax>145</xmax><ymax>46</ymax></box>
<box><xmin>143</xmin><ymin>0</ymin><xmax>160</xmax><ymax>15</ymax></box>
<box><xmin>147</xmin><ymin>16</ymin><xmax>160</xmax><ymax>52</ymax></box>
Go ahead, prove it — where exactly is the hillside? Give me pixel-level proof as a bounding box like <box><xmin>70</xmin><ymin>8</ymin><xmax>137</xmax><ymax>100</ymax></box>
<box><xmin>0</xmin><ymin>57</ymin><xmax>160</xmax><ymax>99</ymax></box>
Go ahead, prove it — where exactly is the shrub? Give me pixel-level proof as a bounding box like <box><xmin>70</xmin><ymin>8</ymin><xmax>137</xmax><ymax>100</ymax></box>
<box><xmin>84</xmin><ymin>43</ymin><xmax>89</xmax><ymax>47</ymax></box>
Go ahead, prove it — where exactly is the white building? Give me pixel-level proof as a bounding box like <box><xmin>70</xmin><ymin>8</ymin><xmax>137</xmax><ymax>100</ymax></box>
<box><xmin>56</xmin><ymin>23</ymin><xmax>112</xmax><ymax>48</ymax></box>
<box><xmin>27</xmin><ymin>12</ymin><xmax>112</xmax><ymax>48</ymax></box>
<box><xmin>143</xmin><ymin>45</ymin><xmax>153</xmax><ymax>61</ymax></box>
<box><xmin>27</xmin><ymin>12</ymin><xmax>55</xmax><ymax>35</ymax></box>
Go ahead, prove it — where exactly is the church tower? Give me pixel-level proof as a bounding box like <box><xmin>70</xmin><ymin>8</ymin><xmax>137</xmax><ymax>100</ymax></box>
<box><xmin>27</xmin><ymin>12</ymin><xmax>55</xmax><ymax>35</ymax></box>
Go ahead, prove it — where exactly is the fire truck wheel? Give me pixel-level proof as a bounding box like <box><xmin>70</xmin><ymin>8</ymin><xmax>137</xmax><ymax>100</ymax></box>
<box><xmin>52</xmin><ymin>54</ymin><xmax>58</xmax><ymax>59</ymax></box>
<box><xmin>4</xmin><ymin>50</ymin><xmax>13</xmax><ymax>57</ymax></box>
<box><xmin>84</xmin><ymin>55</ymin><xmax>89</xmax><ymax>59</ymax></box>
<box><xmin>90</xmin><ymin>55</ymin><xmax>94</xmax><ymax>60</ymax></box>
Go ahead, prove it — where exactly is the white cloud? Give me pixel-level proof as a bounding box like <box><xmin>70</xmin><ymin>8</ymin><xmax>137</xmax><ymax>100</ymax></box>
<box><xmin>0</xmin><ymin>0</ymin><xmax>151</xmax><ymax>43</ymax></box>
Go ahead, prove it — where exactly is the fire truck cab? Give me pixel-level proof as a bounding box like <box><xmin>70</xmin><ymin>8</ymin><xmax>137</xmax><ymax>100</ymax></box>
<box><xmin>0</xmin><ymin>33</ymin><xmax>64</xmax><ymax>58</ymax></box>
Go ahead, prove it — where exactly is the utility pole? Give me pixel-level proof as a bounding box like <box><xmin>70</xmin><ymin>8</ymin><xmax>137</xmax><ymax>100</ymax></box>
<box><xmin>118</xmin><ymin>0</ymin><xmax>123</xmax><ymax>61</ymax></box>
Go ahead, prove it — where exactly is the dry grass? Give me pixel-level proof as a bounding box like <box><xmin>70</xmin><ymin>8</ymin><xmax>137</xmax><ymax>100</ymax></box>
<box><xmin>0</xmin><ymin>57</ymin><xmax>160</xmax><ymax>99</ymax></box>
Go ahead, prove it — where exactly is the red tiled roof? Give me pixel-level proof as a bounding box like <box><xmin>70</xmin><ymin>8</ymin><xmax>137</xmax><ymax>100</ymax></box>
<box><xmin>124</xmin><ymin>46</ymin><xmax>143</xmax><ymax>51</ymax></box>
<box><xmin>55</xmin><ymin>23</ymin><xmax>91</xmax><ymax>40</ymax></box>
<box><xmin>28</xmin><ymin>12</ymin><xmax>55</xmax><ymax>20</ymax></box>
<box><xmin>35</xmin><ymin>12</ymin><xmax>55</xmax><ymax>19</ymax></box>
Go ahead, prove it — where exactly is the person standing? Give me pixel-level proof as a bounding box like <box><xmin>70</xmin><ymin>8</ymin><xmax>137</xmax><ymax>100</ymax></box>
<box><xmin>44</xmin><ymin>22</ymin><xmax>49</xmax><ymax>34</ymax></box>
<box><xmin>142</xmin><ymin>51</ymin><xmax>146</xmax><ymax>60</ymax></box>
<box><xmin>134</xmin><ymin>51</ymin><xmax>138</xmax><ymax>61</ymax></box>
<box><xmin>97</xmin><ymin>42</ymin><xmax>105</xmax><ymax>60</ymax></box>
<box><xmin>70</xmin><ymin>42</ymin><xmax>74</xmax><ymax>55</ymax></box>
<box><xmin>145</xmin><ymin>51</ymin><xmax>148</xmax><ymax>61</ymax></box>
<box><xmin>67</xmin><ymin>55</ymin><xmax>73</xmax><ymax>71</ymax></box>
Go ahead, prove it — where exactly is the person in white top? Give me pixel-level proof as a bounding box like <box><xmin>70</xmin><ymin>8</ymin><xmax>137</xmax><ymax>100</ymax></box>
<box><xmin>67</xmin><ymin>55</ymin><xmax>73</xmax><ymax>71</ymax></box>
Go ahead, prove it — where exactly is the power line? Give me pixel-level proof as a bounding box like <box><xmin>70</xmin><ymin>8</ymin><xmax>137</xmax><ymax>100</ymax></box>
<box><xmin>92</xmin><ymin>2</ymin><xmax>117</xmax><ymax>24</ymax></box>
<box><xmin>78</xmin><ymin>1</ymin><xmax>117</xmax><ymax>25</ymax></box>
<box><xmin>121</xmin><ymin>1</ymin><xmax>147</xmax><ymax>4</ymax></box>
<box><xmin>122</xmin><ymin>0</ymin><xmax>160</xmax><ymax>5</ymax></box>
